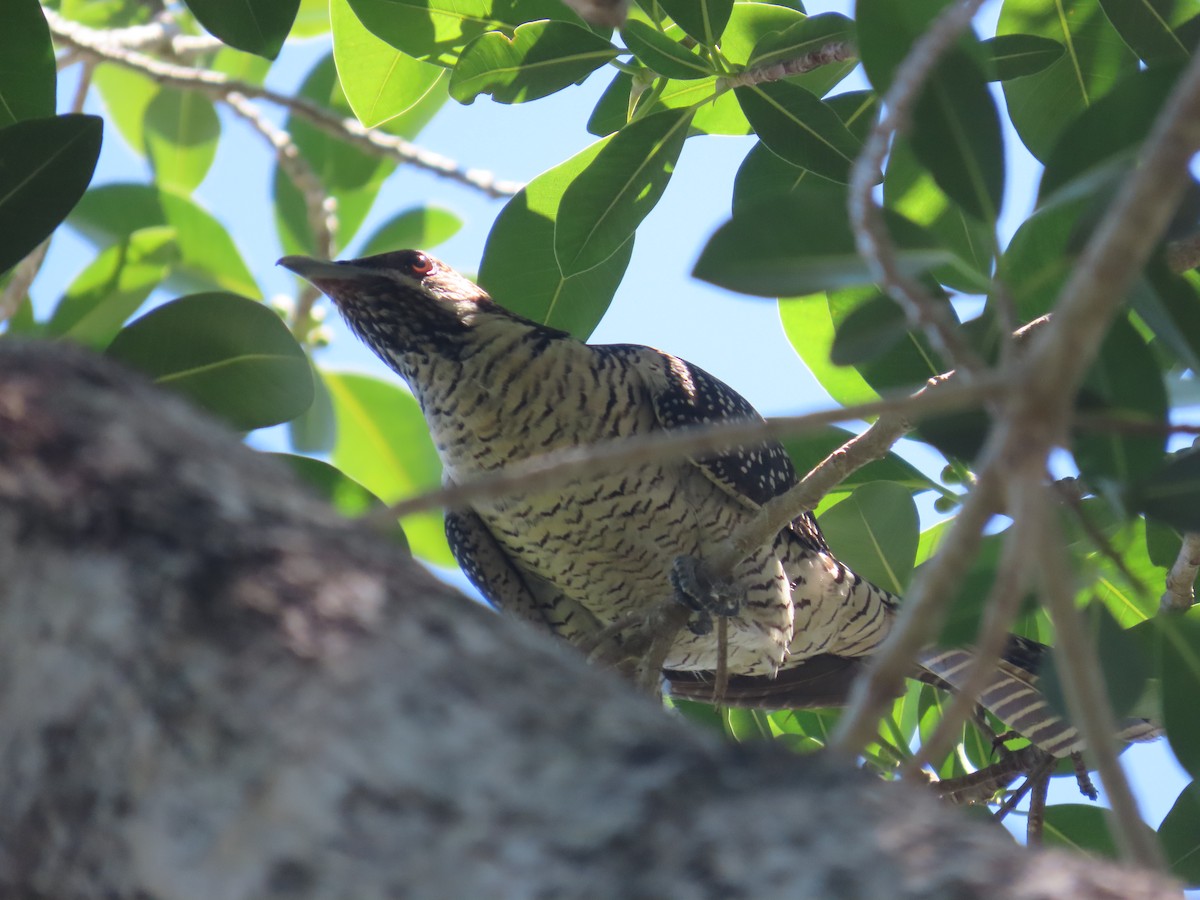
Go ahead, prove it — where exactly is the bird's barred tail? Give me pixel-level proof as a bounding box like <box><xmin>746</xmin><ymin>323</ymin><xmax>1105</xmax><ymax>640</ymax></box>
<box><xmin>918</xmin><ymin>640</ymin><xmax>1161</xmax><ymax>757</ymax></box>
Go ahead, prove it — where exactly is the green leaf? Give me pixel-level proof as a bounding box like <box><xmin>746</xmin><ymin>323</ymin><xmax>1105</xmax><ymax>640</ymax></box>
<box><xmin>748</xmin><ymin>13</ymin><xmax>856</xmax><ymax>69</ymax></box>
<box><xmin>1039</xmin><ymin>66</ymin><xmax>1180</xmax><ymax>202</ymax></box>
<box><xmin>719</xmin><ymin>1</ymin><xmax>805</xmax><ymax>64</ymax></box>
<box><xmin>450</xmin><ymin>20</ymin><xmax>617</xmax><ymax>104</ymax></box>
<box><xmin>1131</xmin><ymin>445</ymin><xmax>1200</xmax><ymax>534</ymax></box>
<box><xmin>143</xmin><ymin>88</ymin><xmax>221</xmax><ymax>192</ymax></box>
<box><xmin>480</xmin><ymin>138</ymin><xmax>633</xmax><ymax>339</ymax></box>
<box><xmin>93</xmin><ymin>65</ymin><xmax>155</xmax><ymax>159</ymax></box>
<box><xmin>46</xmin><ymin>226</ymin><xmax>177</xmax><ymax>348</ymax></box>
<box><xmin>735</xmin><ymin>82</ymin><xmax>861</xmax><ymax>184</ymax></box>
<box><xmin>694</xmin><ymin>194</ymin><xmax>952</xmax><ymax>297</ymax></box>
<box><xmin>331</xmin><ymin>0</ymin><xmax>447</xmax><ymax>128</ymax></box>
<box><xmin>276</xmin><ymin>453</ymin><xmax>408</xmax><ymax>552</ymax></box>
<box><xmin>621</xmin><ymin>20</ymin><xmax>712</xmax><ymax>79</ymax></box>
<box><xmin>1043</xmin><ymin>804</ymin><xmax>1120</xmax><ymax>859</ymax></box>
<box><xmin>998</xmin><ymin>0</ymin><xmax>1139</xmax><ymax>161</ymax></box>
<box><xmin>69</xmin><ymin>183</ymin><xmax>258</xmax><ymax>296</ymax></box>
<box><xmin>1040</xmin><ymin>601</ymin><xmax>1150</xmax><ymax>723</ymax></box>
<box><xmin>160</xmin><ymin>191</ymin><xmax>260</xmax><ymax>295</ymax></box>
<box><xmin>646</xmin><ymin>77</ymin><xmax>749</xmax><ymax>135</ymax></box>
<box><xmin>1073</xmin><ymin>315</ymin><xmax>1167</xmax><ymax>485</ymax></box>
<box><xmin>358</xmin><ymin>205</ymin><xmax>463</xmax><ymax>256</ymax></box>
<box><xmin>0</xmin><ymin>0</ymin><xmax>55</xmax><ymax>128</ymax></box>
<box><xmin>883</xmin><ymin>137</ymin><xmax>994</xmax><ymax>294</ymax></box>
<box><xmin>0</xmin><ymin>114</ymin><xmax>102</xmax><ymax>276</ymax></box>
<box><xmin>323</xmin><ymin>371</ymin><xmax>452</xmax><ymax>565</ymax></box>
<box><xmin>1158</xmin><ymin>608</ymin><xmax>1200</xmax><ymax>780</ymax></box>
<box><xmin>555</xmin><ymin>107</ymin><xmax>692</xmax><ymax>277</ymax></box>
<box><xmin>274</xmin><ymin>54</ymin><xmax>395</xmax><ymax>254</ymax></box>
<box><xmin>818</xmin><ymin>482</ymin><xmax>919</xmax><ymax>595</ymax></box>
<box><xmin>345</xmin><ymin>0</ymin><xmax>575</xmax><ymax>67</ymax></box>
<box><xmin>587</xmin><ymin>70</ymin><xmax>635</xmax><ymax>136</ymax></box>
<box><xmin>181</xmin><ymin>0</ymin><xmax>299</xmax><ymax>58</ymax></box>
<box><xmin>732</xmin><ymin>92</ymin><xmax>877</xmax><ymax>213</ymax></box>
<box><xmin>1137</xmin><ymin>264</ymin><xmax>1200</xmax><ymax>373</ymax></box>
<box><xmin>860</xmin><ymin>0</ymin><xmax>1003</xmax><ymax>221</ymax></box>
<box><xmin>978</xmin><ymin>33</ymin><xmax>1065</xmax><ymax>80</ymax></box>
<box><xmin>106</xmin><ymin>292</ymin><xmax>314</xmax><ymax>431</ymax></box>
<box><xmin>1160</xmin><ymin>781</ymin><xmax>1200</xmax><ymax>887</ymax></box>
<box><xmin>997</xmin><ymin>199</ymin><xmax>1088</xmax><ymax>321</ymax></box>
<box><xmin>657</xmin><ymin>0</ymin><xmax>733</xmax><ymax>45</ymax></box>
<box><xmin>830</xmin><ymin>292</ymin><xmax>908</xmax><ymax>366</ymax></box>
<box><xmin>288</xmin><ymin>361</ymin><xmax>337</xmax><ymax>453</ymax></box>
<box><xmin>827</xmin><ymin>284</ymin><xmax>952</xmax><ymax>396</ymax></box>
<box><xmin>1099</xmin><ymin>0</ymin><xmax>1191</xmax><ymax>66</ymax></box>
<box><xmin>779</xmin><ymin>293</ymin><xmax>880</xmax><ymax>406</ymax></box>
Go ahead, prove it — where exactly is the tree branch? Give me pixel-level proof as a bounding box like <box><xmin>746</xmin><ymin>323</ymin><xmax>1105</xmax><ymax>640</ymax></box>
<box><xmin>723</xmin><ymin>41</ymin><xmax>858</xmax><ymax>88</ymax></box>
<box><xmin>44</xmin><ymin>9</ymin><xmax>523</xmax><ymax>199</ymax></box>
<box><xmin>378</xmin><ymin>372</ymin><xmax>1008</xmax><ymax>522</ymax></box>
<box><xmin>1162</xmin><ymin>530</ymin><xmax>1200</xmax><ymax>612</ymax></box>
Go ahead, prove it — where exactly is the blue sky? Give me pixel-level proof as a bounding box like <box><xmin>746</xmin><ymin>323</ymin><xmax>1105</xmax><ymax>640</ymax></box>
<box><xmin>34</xmin><ymin>0</ymin><xmax>1194</xmax><ymax>855</ymax></box>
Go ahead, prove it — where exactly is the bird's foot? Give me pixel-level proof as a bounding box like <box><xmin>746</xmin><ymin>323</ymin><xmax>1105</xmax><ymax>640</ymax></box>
<box><xmin>670</xmin><ymin>555</ymin><xmax>741</xmax><ymax>636</ymax></box>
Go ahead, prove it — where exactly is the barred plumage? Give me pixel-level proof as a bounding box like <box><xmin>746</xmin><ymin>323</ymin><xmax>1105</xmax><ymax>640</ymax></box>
<box><xmin>281</xmin><ymin>249</ymin><xmax>1158</xmax><ymax>756</ymax></box>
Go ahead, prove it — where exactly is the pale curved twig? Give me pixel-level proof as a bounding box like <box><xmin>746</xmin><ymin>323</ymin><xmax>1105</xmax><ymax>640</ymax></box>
<box><xmin>848</xmin><ymin>0</ymin><xmax>988</xmax><ymax>376</ymax></box>
<box><xmin>44</xmin><ymin>9</ymin><xmax>523</xmax><ymax>199</ymax></box>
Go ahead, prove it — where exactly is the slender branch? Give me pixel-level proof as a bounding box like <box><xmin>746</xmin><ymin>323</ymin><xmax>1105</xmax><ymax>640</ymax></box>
<box><xmin>708</xmin><ymin>373</ymin><xmax>955</xmax><ymax>580</ymax></box>
<box><xmin>44</xmin><ymin>9</ymin><xmax>523</xmax><ymax>199</ymax></box>
<box><xmin>1022</xmin><ymin>484</ymin><xmax>1165</xmax><ymax>871</ymax></box>
<box><xmin>724</xmin><ymin>42</ymin><xmax>858</xmax><ymax>88</ymax></box>
<box><xmin>902</xmin><ymin>515</ymin><xmax>1033</xmax><ymax>777</ymax></box>
<box><xmin>221</xmin><ymin>91</ymin><xmax>334</xmax><ymax>337</ymax></box>
<box><xmin>0</xmin><ymin>241</ymin><xmax>49</xmax><ymax>325</ymax></box>
<box><xmin>989</xmin><ymin>754</ymin><xmax>1057</xmax><ymax>822</ymax></box>
<box><xmin>1161</xmin><ymin>531</ymin><xmax>1200</xmax><ymax>612</ymax></box>
<box><xmin>828</xmin><ymin>467</ymin><xmax>1004</xmax><ymax>756</ymax></box>
<box><xmin>374</xmin><ymin>373</ymin><xmax>1008</xmax><ymax>524</ymax></box>
<box><xmin>1165</xmin><ymin>231</ymin><xmax>1200</xmax><ymax>273</ymax></box>
<box><xmin>848</xmin><ymin>0</ymin><xmax>988</xmax><ymax>377</ymax></box>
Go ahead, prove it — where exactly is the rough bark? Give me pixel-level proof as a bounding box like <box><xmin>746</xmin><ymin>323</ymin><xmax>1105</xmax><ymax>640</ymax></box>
<box><xmin>0</xmin><ymin>342</ymin><xmax>1179</xmax><ymax>899</ymax></box>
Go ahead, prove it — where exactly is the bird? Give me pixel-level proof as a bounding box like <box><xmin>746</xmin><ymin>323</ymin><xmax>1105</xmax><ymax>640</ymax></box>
<box><xmin>280</xmin><ymin>249</ymin><xmax>1157</xmax><ymax>757</ymax></box>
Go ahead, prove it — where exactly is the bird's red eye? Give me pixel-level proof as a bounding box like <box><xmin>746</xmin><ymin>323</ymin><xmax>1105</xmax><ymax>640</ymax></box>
<box><xmin>409</xmin><ymin>253</ymin><xmax>435</xmax><ymax>277</ymax></box>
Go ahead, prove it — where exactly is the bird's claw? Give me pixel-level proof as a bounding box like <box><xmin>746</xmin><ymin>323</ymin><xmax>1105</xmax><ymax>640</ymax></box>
<box><xmin>670</xmin><ymin>555</ymin><xmax>741</xmax><ymax>635</ymax></box>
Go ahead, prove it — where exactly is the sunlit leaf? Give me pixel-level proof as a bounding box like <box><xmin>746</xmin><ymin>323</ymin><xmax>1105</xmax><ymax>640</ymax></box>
<box><xmin>555</xmin><ymin>107</ymin><xmax>691</xmax><ymax>277</ymax></box>
<box><xmin>998</xmin><ymin>0</ymin><xmax>1138</xmax><ymax>161</ymax></box>
<box><xmin>331</xmin><ymin>0</ymin><xmax>447</xmax><ymax>128</ymax></box>
<box><xmin>450</xmin><ymin>20</ymin><xmax>617</xmax><ymax>104</ymax></box>
<box><xmin>277</xmin><ymin>453</ymin><xmax>408</xmax><ymax>552</ymax></box>
<box><xmin>480</xmin><ymin>137</ymin><xmax>633</xmax><ymax>339</ymax></box>
<box><xmin>735</xmin><ymin>82</ymin><xmax>861</xmax><ymax>184</ymax></box>
<box><xmin>323</xmin><ymin>370</ymin><xmax>452</xmax><ymax>565</ymax></box>
<box><xmin>818</xmin><ymin>482</ymin><xmax>919</xmax><ymax>593</ymax></box>
<box><xmin>621</xmin><ymin>20</ymin><xmax>712</xmax><ymax>79</ymax></box>
<box><xmin>46</xmin><ymin>226</ymin><xmax>177</xmax><ymax>348</ymax></box>
<box><xmin>978</xmin><ymin>33</ymin><xmax>1064</xmax><ymax>80</ymax></box>
<box><xmin>359</xmin><ymin>206</ymin><xmax>463</xmax><ymax>256</ymax></box>
<box><xmin>656</xmin><ymin>0</ymin><xmax>733</xmax><ymax>45</ymax></box>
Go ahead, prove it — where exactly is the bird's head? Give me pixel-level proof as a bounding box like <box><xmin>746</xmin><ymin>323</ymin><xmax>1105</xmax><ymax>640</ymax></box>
<box><xmin>280</xmin><ymin>250</ymin><xmax>552</xmax><ymax>381</ymax></box>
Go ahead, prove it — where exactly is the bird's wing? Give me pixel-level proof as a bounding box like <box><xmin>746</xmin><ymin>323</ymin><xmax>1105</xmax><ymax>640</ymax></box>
<box><xmin>445</xmin><ymin>505</ymin><xmax>601</xmax><ymax>645</ymax></box>
<box><xmin>625</xmin><ymin>346</ymin><xmax>828</xmax><ymax>552</ymax></box>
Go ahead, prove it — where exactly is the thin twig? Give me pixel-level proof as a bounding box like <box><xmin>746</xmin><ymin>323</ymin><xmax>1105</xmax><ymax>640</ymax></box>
<box><xmin>1162</xmin><ymin>531</ymin><xmax>1200</xmax><ymax>612</ymax></box>
<box><xmin>990</xmin><ymin>753</ymin><xmax>1057</xmax><ymax>822</ymax></box>
<box><xmin>848</xmin><ymin>0</ymin><xmax>988</xmax><ymax>376</ymax></box>
<box><xmin>708</xmin><ymin>373</ymin><xmax>955</xmax><ymax>581</ymax></box>
<box><xmin>828</xmin><ymin>469</ymin><xmax>1004</xmax><ymax>756</ymax></box>
<box><xmin>902</xmin><ymin>515</ymin><xmax>1033</xmax><ymax>777</ymax></box>
<box><xmin>1166</xmin><ymin>231</ymin><xmax>1200</xmax><ymax>273</ymax></box>
<box><xmin>723</xmin><ymin>41</ymin><xmax>858</xmax><ymax>88</ymax></box>
<box><xmin>44</xmin><ymin>9</ymin><xmax>522</xmax><ymax>199</ymax></box>
<box><xmin>1023</xmin><ymin>482</ymin><xmax>1165</xmax><ymax>870</ymax></box>
<box><xmin>0</xmin><ymin>241</ymin><xmax>50</xmax><ymax>325</ymax></box>
<box><xmin>222</xmin><ymin>91</ymin><xmax>335</xmax><ymax>337</ymax></box>
<box><xmin>373</xmin><ymin>373</ymin><xmax>1008</xmax><ymax>524</ymax></box>
<box><xmin>1026</xmin><ymin>764</ymin><xmax>1050</xmax><ymax>845</ymax></box>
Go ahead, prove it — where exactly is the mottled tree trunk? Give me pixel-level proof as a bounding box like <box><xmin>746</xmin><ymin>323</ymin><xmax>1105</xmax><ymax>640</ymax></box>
<box><xmin>0</xmin><ymin>343</ymin><xmax>1177</xmax><ymax>899</ymax></box>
